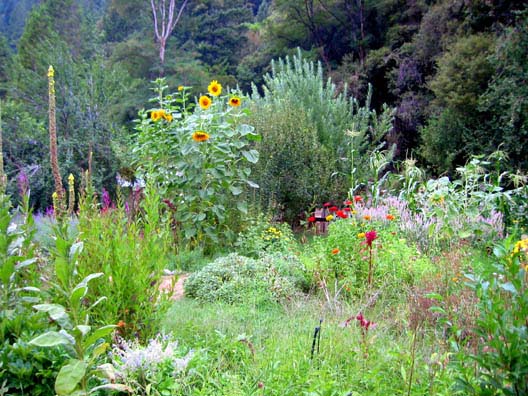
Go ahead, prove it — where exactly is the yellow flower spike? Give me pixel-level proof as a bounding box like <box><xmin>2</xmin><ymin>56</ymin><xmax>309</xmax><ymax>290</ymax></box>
<box><xmin>68</xmin><ymin>174</ymin><xmax>74</xmax><ymax>184</ymax></box>
<box><xmin>199</xmin><ymin>95</ymin><xmax>212</xmax><ymax>110</ymax></box>
<box><xmin>52</xmin><ymin>191</ymin><xmax>58</xmax><ymax>199</ymax></box>
<box><xmin>208</xmin><ymin>80</ymin><xmax>222</xmax><ymax>97</ymax></box>
<box><xmin>48</xmin><ymin>65</ymin><xmax>54</xmax><ymax>78</ymax></box>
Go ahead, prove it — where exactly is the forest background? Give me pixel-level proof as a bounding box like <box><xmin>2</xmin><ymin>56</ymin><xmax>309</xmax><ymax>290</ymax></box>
<box><xmin>0</xmin><ymin>0</ymin><xmax>527</xmax><ymax>215</ymax></box>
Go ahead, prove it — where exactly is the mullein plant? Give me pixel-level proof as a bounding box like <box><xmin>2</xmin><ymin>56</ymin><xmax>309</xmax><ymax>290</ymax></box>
<box><xmin>48</xmin><ymin>66</ymin><xmax>65</xmax><ymax>217</ymax></box>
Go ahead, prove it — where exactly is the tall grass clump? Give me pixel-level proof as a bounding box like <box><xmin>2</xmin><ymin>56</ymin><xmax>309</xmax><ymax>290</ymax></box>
<box><xmin>75</xmin><ymin>177</ymin><xmax>174</xmax><ymax>340</ymax></box>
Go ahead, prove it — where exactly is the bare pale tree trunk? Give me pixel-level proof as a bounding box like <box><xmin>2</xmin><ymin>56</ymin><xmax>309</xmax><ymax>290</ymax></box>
<box><xmin>150</xmin><ymin>0</ymin><xmax>189</xmax><ymax>73</ymax></box>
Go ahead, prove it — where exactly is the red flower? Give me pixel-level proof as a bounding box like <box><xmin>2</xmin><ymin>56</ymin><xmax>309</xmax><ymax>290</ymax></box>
<box><xmin>336</xmin><ymin>210</ymin><xmax>347</xmax><ymax>219</ymax></box>
<box><xmin>386</xmin><ymin>214</ymin><xmax>395</xmax><ymax>221</ymax></box>
<box><xmin>308</xmin><ymin>216</ymin><xmax>316</xmax><ymax>223</ymax></box>
<box><xmin>343</xmin><ymin>207</ymin><xmax>351</xmax><ymax>212</ymax></box>
<box><xmin>329</xmin><ymin>206</ymin><xmax>338</xmax><ymax>213</ymax></box>
<box><xmin>331</xmin><ymin>248</ymin><xmax>340</xmax><ymax>255</ymax></box>
<box><xmin>354</xmin><ymin>196</ymin><xmax>363</xmax><ymax>203</ymax></box>
<box><xmin>344</xmin><ymin>199</ymin><xmax>352</xmax><ymax>206</ymax></box>
<box><xmin>365</xmin><ymin>230</ymin><xmax>378</xmax><ymax>247</ymax></box>
<box><xmin>356</xmin><ymin>312</ymin><xmax>376</xmax><ymax>330</ymax></box>
<box><xmin>323</xmin><ymin>202</ymin><xmax>331</xmax><ymax>208</ymax></box>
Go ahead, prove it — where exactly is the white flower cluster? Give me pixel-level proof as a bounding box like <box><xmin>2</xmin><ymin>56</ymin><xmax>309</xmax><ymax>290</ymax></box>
<box><xmin>111</xmin><ymin>334</ymin><xmax>193</xmax><ymax>379</ymax></box>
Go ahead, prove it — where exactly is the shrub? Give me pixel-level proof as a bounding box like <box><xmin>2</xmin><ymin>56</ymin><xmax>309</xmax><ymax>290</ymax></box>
<box><xmin>184</xmin><ymin>253</ymin><xmax>307</xmax><ymax>305</ymax></box>
<box><xmin>455</xmin><ymin>238</ymin><xmax>528</xmax><ymax>395</ymax></box>
<box><xmin>235</xmin><ymin>213</ymin><xmax>297</xmax><ymax>258</ymax></box>
<box><xmin>75</xmin><ymin>181</ymin><xmax>173</xmax><ymax>341</ymax></box>
<box><xmin>249</xmin><ymin>50</ymin><xmax>394</xmax><ymax>223</ymax></box>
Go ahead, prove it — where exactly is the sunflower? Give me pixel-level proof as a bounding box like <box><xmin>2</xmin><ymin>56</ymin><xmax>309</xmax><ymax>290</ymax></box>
<box><xmin>192</xmin><ymin>131</ymin><xmax>210</xmax><ymax>142</ymax></box>
<box><xmin>163</xmin><ymin>112</ymin><xmax>173</xmax><ymax>122</ymax></box>
<box><xmin>150</xmin><ymin>109</ymin><xmax>165</xmax><ymax>122</ymax></box>
<box><xmin>178</xmin><ymin>85</ymin><xmax>184</xmax><ymax>91</ymax></box>
<box><xmin>229</xmin><ymin>96</ymin><xmax>241</xmax><ymax>107</ymax></box>
<box><xmin>208</xmin><ymin>80</ymin><xmax>222</xmax><ymax>96</ymax></box>
<box><xmin>199</xmin><ymin>95</ymin><xmax>212</xmax><ymax>110</ymax></box>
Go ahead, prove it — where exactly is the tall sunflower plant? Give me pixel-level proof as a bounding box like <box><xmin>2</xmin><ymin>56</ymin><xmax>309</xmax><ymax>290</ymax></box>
<box><xmin>132</xmin><ymin>78</ymin><xmax>260</xmax><ymax>247</ymax></box>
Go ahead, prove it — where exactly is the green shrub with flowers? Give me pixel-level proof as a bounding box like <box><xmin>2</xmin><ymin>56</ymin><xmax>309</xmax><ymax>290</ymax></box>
<box><xmin>304</xmin><ymin>199</ymin><xmax>434</xmax><ymax>299</ymax></box>
<box><xmin>235</xmin><ymin>213</ymin><xmax>298</xmax><ymax>258</ymax></box>
<box><xmin>132</xmin><ymin>79</ymin><xmax>260</xmax><ymax>247</ymax></box>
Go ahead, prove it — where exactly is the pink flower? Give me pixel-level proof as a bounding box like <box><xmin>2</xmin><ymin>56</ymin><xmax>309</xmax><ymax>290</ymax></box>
<box><xmin>365</xmin><ymin>230</ymin><xmax>378</xmax><ymax>247</ymax></box>
<box><xmin>356</xmin><ymin>312</ymin><xmax>376</xmax><ymax>330</ymax></box>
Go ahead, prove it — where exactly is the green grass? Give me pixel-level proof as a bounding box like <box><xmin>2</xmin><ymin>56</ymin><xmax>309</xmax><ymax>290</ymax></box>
<box><xmin>161</xmin><ymin>292</ymin><xmax>458</xmax><ymax>395</ymax></box>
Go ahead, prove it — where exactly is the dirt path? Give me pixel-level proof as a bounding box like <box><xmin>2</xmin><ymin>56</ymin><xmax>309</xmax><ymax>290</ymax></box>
<box><xmin>159</xmin><ymin>273</ymin><xmax>189</xmax><ymax>301</ymax></box>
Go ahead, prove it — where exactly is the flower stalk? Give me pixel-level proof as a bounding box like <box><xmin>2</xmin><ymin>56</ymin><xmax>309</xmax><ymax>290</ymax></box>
<box><xmin>48</xmin><ymin>65</ymin><xmax>65</xmax><ymax>215</ymax></box>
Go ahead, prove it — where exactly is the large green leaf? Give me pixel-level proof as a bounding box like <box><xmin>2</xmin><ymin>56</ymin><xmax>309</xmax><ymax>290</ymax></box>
<box><xmin>29</xmin><ymin>331</ymin><xmax>74</xmax><ymax>347</ymax></box>
<box><xmin>82</xmin><ymin>325</ymin><xmax>116</xmax><ymax>349</ymax></box>
<box><xmin>55</xmin><ymin>359</ymin><xmax>87</xmax><ymax>395</ymax></box>
<box><xmin>242</xmin><ymin>150</ymin><xmax>259</xmax><ymax>164</ymax></box>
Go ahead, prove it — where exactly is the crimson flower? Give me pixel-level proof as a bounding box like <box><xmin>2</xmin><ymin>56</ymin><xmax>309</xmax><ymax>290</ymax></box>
<box><xmin>336</xmin><ymin>210</ymin><xmax>347</xmax><ymax>219</ymax></box>
<box><xmin>354</xmin><ymin>196</ymin><xmax>363</xmax><ymax>203</ymax></box>
<box><xmin>323</xmin><ymin>202</ymin><xmax>331</xmax><ymax>208</ymax></box>
<box><xmin>343</xmin><ymin>207</ymin><xmax>351</xmax><ymax>212</ymax></box>
<box><xmin>344</xmin><ymin>199</ymin><xmax>353</xmax><ymax>206</ymax></box>
<box><xmin>329</xmin><ymin>206</ymin><xmax>338</xmax><ymax>213</ymax></box>
<box><xmin>308</xmin><ymin>216</ymin><xmax>316</xmax><ymax>223</ymax></box>
<box><xmin>365</xmin><ymin>230</ymin><xmax>378</xmax><ymax>247</ymax></box>
<box><xmin>356</xmin><ymin>312</ymin><xmax>376</xmax><ymax>330</ymax></box>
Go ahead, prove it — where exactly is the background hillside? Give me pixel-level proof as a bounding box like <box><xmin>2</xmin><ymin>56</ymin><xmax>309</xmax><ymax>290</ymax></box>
<box><xmin>0</xmin><ymin>0</ymin><xmax>527</xmax><ymax>210</ymax></box>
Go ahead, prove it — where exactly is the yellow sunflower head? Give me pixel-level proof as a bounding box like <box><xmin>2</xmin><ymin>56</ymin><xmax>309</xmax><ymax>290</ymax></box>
<box><xmin>163</xmin><ymin>112</ymin><xmax>173</xmax><ymax>122</ymax></box>
<box><xmin>199</xmin><ymin>95</ymin><xmax>212</xmax><ymax>110</ymax></box>
<box><xmin>229</xmin><ymin>96</ymin><xmax>241</xmax><ymax>107</ymax></box>
<box><xmin>150</xmin><ymin>109</ymin><xmax>165</xmax><ymax>122</ymax></box>
<box><xmin>208</xmin><ymin>80</ymin><xmax>222</xmax><ymax>97</ymax></box>
<box><xmin>192</xmin><ymin>131</ymin><xmax>210</xmax><ymax>142</ymax></box>
<box><xmin>178</xmin><ymin>85</ymin><xmax>184</xmax><ymax>91</ymax></box>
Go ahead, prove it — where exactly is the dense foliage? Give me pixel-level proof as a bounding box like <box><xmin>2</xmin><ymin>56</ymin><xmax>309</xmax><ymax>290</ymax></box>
<box><xmin>0</xmin><ymin>1</ymin><xmax>527</xmax><ymax>394</ymax></box>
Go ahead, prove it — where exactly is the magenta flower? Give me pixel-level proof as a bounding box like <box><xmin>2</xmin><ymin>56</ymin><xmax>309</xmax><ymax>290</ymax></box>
<box><xmin>365</xmin><ymin>230</ymin><xmax>378</xmax><ymax>247</ymax></box>
<box><xmin>356</xmin><ymin>312</ymin><xmax>376</xmax><ymax>330</ymax></box>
